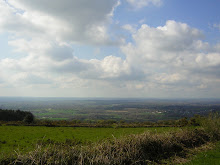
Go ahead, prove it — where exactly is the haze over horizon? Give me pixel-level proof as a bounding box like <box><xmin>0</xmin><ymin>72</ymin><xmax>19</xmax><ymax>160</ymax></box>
<box><xmin>0</xmin><ymin>0</ymin><xmax>220</xmax><ymax>98</ymax></box>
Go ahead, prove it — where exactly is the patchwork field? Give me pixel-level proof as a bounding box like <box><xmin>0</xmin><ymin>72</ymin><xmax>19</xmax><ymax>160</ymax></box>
<box><xmin>1</xmin><ymin>98</ymin><xmax>219</xmax><ymax>122</ymax></box>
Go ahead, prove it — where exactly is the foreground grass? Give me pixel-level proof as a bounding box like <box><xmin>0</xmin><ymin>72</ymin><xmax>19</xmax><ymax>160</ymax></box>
<box><xmin>2</xmin><ymin>128</ymin><xmax>210</xmax><ymax>165</ymax></box>
<box><xmin>185</xmin><ymin>142</ymin><xmax>220</xmax><ymax>165</ymax></box>
<box><xmin>0</xmin><ymin>126</ymin><xmax>179</xmax><ymax>156</ymax></box>
<box><xmin>1</xmin><ymin>113</ymin><xmax>220</xmax><ymax>164</ymax></box>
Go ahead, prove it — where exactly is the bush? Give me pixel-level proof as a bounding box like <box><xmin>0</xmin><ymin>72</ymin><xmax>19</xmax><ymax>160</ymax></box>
<box><xmin>201</xmin><ymin>113</ymin><xmax>220</xmax><ymax>141</ymax></box>
<box><xmin>23</xmin><ymin>114</ymin><xmax>34</xmax><ymax>124</ymax></box>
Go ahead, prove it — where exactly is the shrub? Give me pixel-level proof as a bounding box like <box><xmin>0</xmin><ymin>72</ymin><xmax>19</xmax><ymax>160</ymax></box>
<box><xmin>23</xmin><ymin>114</ymin><xmax>34</xmax><ymax>124</ymax></box>
<box><xmin>201</xmin><ymin>113</ymin><xmax>220</xmax><ymax>141</ymax></box>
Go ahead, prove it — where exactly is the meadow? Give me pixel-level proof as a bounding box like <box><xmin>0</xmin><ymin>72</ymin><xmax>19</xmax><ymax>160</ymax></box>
<box><xmin>186</xmin><ymin>142</ymin><xmax>220</xmax><ymax>165</ymax></box>
<box><xmin>0</xmin><ymin>125</ymin><xmax>180</xmax><ymax>157</ymax></box>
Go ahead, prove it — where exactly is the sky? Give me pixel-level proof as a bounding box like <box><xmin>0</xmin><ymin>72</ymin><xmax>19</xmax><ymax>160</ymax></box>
<box><xmin>0</xmin><ymin>0</ymin><xmax>220</xmax><ymax>98</ymax></box>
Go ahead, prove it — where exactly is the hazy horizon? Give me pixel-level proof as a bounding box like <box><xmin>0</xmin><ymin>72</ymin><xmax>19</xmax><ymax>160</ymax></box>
<box><xmin>1</xmin><ymin>96</ymin><xmax>220</xmax><ymax>101</ymax></box>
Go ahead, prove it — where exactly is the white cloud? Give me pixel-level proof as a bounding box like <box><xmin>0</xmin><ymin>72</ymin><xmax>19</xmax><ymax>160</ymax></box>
<box><xmin>121</xmin><ymin>20</ymin><xmax>211</xmax><ymax>67</ymax></box>
<box><xmin>196</xmin><ymin>53</ymin><xmax>220</xmax><ymax>67</ymax></box>
<box><xmin>154</xmin><ymin>73</ymin><xmax>184</xmax><ymax>84</ymax></box>
<box><xmin>122</xmin><ymin>24</ymin><xmax>137</xmax><ymax>33</ymax></box>
<box><xmin>4</xmin><ymin>20</ymin><xmax>220</xmax><ymax>81</ymax></box>
<box><xmin>127</xmin><ymin>0</ymin><xmax>162</xmax><ymax>9</ymax></box>
<box><xmin>0</xmin><ymin>0</ymin><xmax>121</xmax><ymax>45</ymax></box>
<box><xmin>120</xmin><ymin>20</ymin><xmax>220</xmax><ymax>95</ymax></box>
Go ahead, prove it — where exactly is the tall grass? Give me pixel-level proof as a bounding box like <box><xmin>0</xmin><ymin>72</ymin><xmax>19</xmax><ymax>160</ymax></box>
<box><xmin>201</xmin><ymin>113</ymin><xmax>220</xmax><ymax>141</ymax></box>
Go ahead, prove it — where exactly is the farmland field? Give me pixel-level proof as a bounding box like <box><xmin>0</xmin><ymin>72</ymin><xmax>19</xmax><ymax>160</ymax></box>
<box><xmin>0</xmin><ymin>125</ymin><xmax>180</xmax><ymax>157</ymax></box>
<box><xmin>1</xmin><ymin>97</ymin><xmax>220</xmax><ymax>122</ymax></box>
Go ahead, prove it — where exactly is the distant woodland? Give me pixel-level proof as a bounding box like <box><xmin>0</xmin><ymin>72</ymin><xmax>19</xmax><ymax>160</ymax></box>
<box><xmin>0</xmin><ymin>109</ymin><xmax>34</xmax><ymax>123</ymax></box>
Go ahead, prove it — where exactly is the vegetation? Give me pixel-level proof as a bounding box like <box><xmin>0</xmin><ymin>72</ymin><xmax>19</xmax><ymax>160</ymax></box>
<box><xmin>0</xmin><ymin>113</ymin><xmax>220</xmax><ymax>164</ymax></box>
<box><xmin>186</xmin><ymin>142</ymin><xmax>220</xmax><ymax>165</ymax></box>
<box><xmin>0</xmin><ymin>116</ymin><xmax>201</xmax><ymax>128</ymax></box>
<box><xmin>0</xmin><ymin>109</ymin><xmax>34</xmax><ymax>123</ymax></box>
<box><xmin>0</xmin><ymin>126</ymin><xmax>178</xmax><ymax>156</ymax></box>
<box><xmin>0</xmin><ymin>128</ymin><xmax>211</xmax><ymax>164</ymax></box>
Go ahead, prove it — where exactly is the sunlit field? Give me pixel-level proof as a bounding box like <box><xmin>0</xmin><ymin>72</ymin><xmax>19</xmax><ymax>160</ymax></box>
<box><xmin>0</xmin><ymin>125</ymin><xmax>180</xmax><ymax>156</ymax></box>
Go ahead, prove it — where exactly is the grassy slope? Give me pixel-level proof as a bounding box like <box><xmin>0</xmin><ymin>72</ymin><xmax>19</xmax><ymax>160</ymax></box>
<box><xmin>0</xmin><ymin>126</ymin><xmax>179</xmax><ymax>156</ymax></box>
<box><xmin>185</xmin><ymin>142</ymin><xmax>220</xmax><ymax>165</ymax></box>
<box><xmin>7</xmin><ymin>128</ymin><xmax>210</xmax><ymax>164</ymax></box>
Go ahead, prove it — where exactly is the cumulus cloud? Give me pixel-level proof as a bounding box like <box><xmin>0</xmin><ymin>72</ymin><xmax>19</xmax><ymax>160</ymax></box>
<box><xmin>0</xmin><ymin>0</ymin><xmax>121</xmax><ymax>45</ymax></box>
<box><xmin>122</xmin><ymin>20</ymin><xmax>209</xmax><ymax>66</ymax></box>
<box><xmin>121</xmin><ymin>20</ymin><xmax>220</xmax><ymax>94</ymax></box>
<box><xmin>9</xmin><ymin>38</ymin><xmax>74</xmax><ymax>61</ymax></box>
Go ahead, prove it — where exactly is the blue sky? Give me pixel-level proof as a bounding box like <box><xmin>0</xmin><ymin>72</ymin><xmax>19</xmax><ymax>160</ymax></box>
<box><xmin>0</xmin><ymin>0</ymin><xmax>220</xmax><ymax>98</ymax></box>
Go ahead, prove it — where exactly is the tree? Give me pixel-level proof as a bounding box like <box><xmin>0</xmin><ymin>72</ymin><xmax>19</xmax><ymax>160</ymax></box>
<box><xmin>23</xmin><ymin>113</ymin><xmax>34</xmax><ymax>124</ymax></box>
<box><xmin>178</xmin><ymin>117</ymin><xmax>188</xmax><ymax>126</ymax></box>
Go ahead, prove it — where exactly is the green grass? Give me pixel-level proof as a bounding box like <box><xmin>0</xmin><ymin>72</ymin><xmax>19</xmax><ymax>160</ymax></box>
<box><xmin>0</xmin><ymin>126</ymin><xmax>179</xmax><ymax>157</ymax></box>
<box><xmin>185</xmin><ymin>142</ymin><xmax>220</xmax><ymax>165</ymax></box>
<box><xmin>3</xmin><ymin>127</ymin><xmax>210</xmax><ymax>165</ymax></box>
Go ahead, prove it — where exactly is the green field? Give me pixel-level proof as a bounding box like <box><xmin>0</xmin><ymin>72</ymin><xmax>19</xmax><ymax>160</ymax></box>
<box><xmin>0</xmin><ymin>126</ymin><xmax>180</xmax><ymax>157</ymax></box>
<box><xmin>185</xmin><ymin>142</ymin><xmax>220</xmax><ymax>165</ymax></box>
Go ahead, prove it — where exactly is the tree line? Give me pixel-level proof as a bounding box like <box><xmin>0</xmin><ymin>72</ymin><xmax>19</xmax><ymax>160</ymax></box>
<box><xmin>0</xmin><ymin>109</ymin><xmax>34</xmax><ymax>123</ymax></box>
